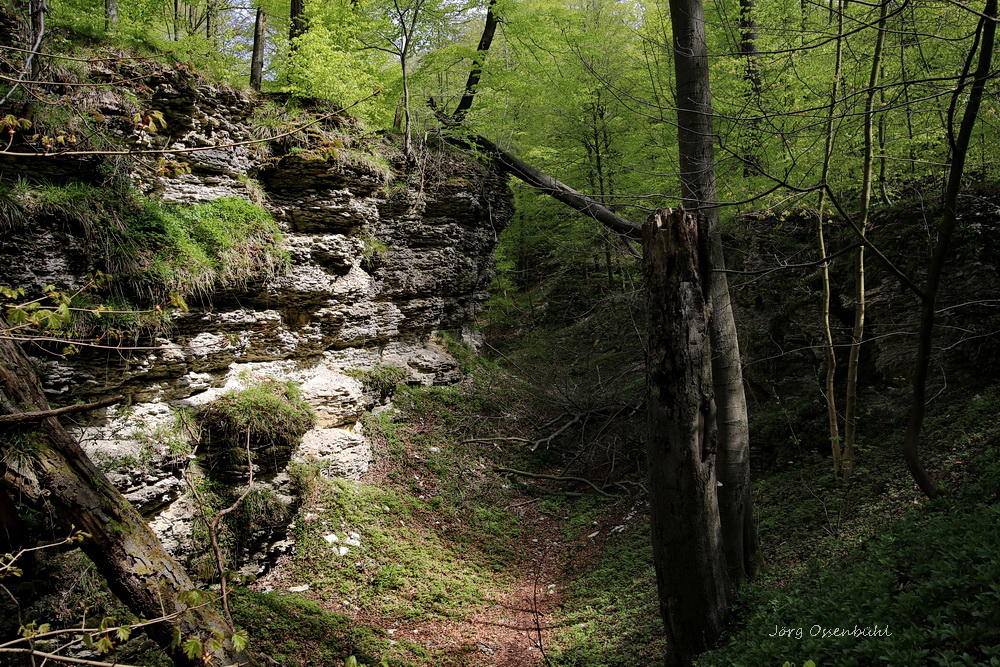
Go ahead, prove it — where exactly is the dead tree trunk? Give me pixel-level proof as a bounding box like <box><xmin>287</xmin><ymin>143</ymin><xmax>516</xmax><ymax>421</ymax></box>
<box><xmin>0</xmin><ymin>329</ymin><xmax>259</xmax><ymax>666</ymax></box>
<box><xmin>644</xmin><ymin>208</ymin><xmax>731</xmax><ymax>667</ymax></box>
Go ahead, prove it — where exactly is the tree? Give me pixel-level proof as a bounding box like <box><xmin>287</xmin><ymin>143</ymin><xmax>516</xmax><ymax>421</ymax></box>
<box><xmin>290</xmin><ymin>0</ymin><xmax>305</xmax><ymax>42</ymax></box>
<box><xmin>251</xmin><ymin>6</ymin><xmax>267</xmax><ymax>90</ymax></box>
<box><xmin>903</xmin><ymin>0</ymin><xmax>998</xmax><ymax>498</ymax></box>
<box><xmin>669</xmin><ymin>0</ymin><xmax>757</xmax><ymax>585</ymax></box>
<box><xmin>105</xmin><ymin>0</ymin><xmax>118</xmax><ymax>27</ymax></box>
<box><xmin>0</xmin><ymin>324</ymin><xmax>260</xmax><ymax>666</ymax></box>
<box><xmin>644</xmin><ymin>209</ymin><xmax>731</xmax><ymax>667</ymax></box>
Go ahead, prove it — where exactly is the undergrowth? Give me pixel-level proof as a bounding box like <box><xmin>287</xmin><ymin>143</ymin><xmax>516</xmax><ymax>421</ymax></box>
<box><xmin>199</xmin><ymin>379</ymin><xmax>315</xmax><ymax>478</ymax></box>
<box><xmin>4</xmin><ymin>183</ymin><xmax>288</xmax><ymax>339</ymax></box>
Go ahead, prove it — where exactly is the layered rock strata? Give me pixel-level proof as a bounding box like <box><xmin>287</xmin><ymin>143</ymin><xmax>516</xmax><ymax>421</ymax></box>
<box><xmin>0</xmin><ymin>66</ymin><xmax>513</xmax><ymax>569</ymax></box>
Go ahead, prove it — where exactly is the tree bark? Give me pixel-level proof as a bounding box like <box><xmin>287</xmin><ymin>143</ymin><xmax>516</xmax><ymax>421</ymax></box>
<box><xmin>28</xmin><ymin>0</ymin><xmax>46</xmax><ymax>81</ymax></box>
<box><xmin>904</xmin><ymin>0</ymin><xmax>997</xmax><ymax>498</ymax></box>
<box><xmin>737</xmin><ymin>0</ymin><xmax>762</xmax><ymax>173</ymax></box>
<box><xmin>105</xmin><ymin>0</ymin><xmax>118</xmax><ymax>28</ymax></box>
<box><xmin>251</xmin><ymin>8</ymin><xmax>267</xmax><ymax>91</ymax></box>
<box><xmin>0</xmin><ymin>329</ymin><xmax>260</xmax><ymax>666</ymax></box>
<box><xmin>670</xmin><ymin>0</ymin><xmax>756</xmax><ymax>584</ymax></box>
<box><xmin>290</xmin><ymin>0</ymin><xmax>306</xmax><ymax>43</ymax></box>
<box><xmin>452</xmin><ymin>0</ymin><xmax>499</xmax><ymax>122</ymax></box>
<box><xmin>644</xmin><ymin>208</ymin><xmax>730</xmax><ymax>667</ymax></box>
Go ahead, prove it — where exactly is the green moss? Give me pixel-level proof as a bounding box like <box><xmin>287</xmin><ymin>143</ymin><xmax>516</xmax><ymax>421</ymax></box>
<box><xmin>8</xmin><ymin>184</ymin><xmax>289</xmax><ymax>337</ymax></box>
<box><xmin>345</xmin><ymin>364</ymin><xmax>407</xmax><ymax>400</ymax></box>
<box><xmin>229</xmin><ymin>588</ymin><xmax>383</xmax><ymax>665</ymax></box>
<box><xmin>199</xmin><ymin>379</ymin><xmax>315</xmax><ymax>478</ymax></box>
<box><xmin>547</xmin><ymin>503</ymin><xmax>665</xmax><ymax>666</ymax></box>
<box><xmin>290</xmin><ymin>477</ymin><xmax>493</xmax><ymax>622</ymax></box>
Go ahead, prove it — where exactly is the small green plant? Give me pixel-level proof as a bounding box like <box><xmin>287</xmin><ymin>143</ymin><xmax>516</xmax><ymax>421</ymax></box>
<box><xmin>0</xmin><ymin>431</ymin><xmax>43</xmax><ymax>469</ymax></box>
<box><xmin>130</xmin><ymin>407</ymin><xmax>198</xmax><ymax>469</ymax></box>
<box><xmin>359</xmin><ymin>235</ymin><xmax>389</xmax><ymax>260</ymax></box>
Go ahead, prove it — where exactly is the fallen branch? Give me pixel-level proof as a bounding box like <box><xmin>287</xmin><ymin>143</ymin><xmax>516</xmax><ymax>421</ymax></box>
<box><xmin>0</xmin><ymin>395</ymin><xmax>124</xmax><ymax>423</ymax></box>
<box><xmin>492</xmin><ymin>467</ymin><xmax>614</xmax><ymax>497</ymax></box>
<box><xmin>463</xmin><ymin>437</ymin><xmax>533</xmax><ymax>445</ymax></box>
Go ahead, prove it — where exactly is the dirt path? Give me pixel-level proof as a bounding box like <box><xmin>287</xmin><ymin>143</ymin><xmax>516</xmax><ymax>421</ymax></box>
<box><xmin>252</xmin><ymin>476</ymin><xmax>577</xmax><ymax>666</ymax></box>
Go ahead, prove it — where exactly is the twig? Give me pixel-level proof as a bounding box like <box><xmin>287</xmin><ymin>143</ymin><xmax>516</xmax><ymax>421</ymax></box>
<box><xmin>492</xmin><ymin>467</ymin><xmax>614</xmax><ymax>497</ymax></box>
<box><xmin>719</xmin><ymin>242</ymin><xmax>862</xmax><ymax>276</ymax></box>
<box><xmin>463</xmin><ymin>437</ymin><xmax>533</xmax><ymax>444</ymax></box>
<box><xmin>504</xmin><ymin>497</ymin><xmax>541</xmax><ymax>510</ymax></box>
<box><xmin>0</xmin><ymin>648</ymin><xmax>140</xmax><ymax>666</ymax></box>
<box><xmin>0</xmin><ymin>396</ymin><xmax>124</xmax><ymax>423</ymax></box>
<box><xmin>184</xmin><ymin>433</ymin><xmax>254</xmax><ymax>627</ymax></box>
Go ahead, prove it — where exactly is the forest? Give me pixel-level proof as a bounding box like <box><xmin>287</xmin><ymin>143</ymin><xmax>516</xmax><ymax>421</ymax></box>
<box><xmin>0</xmin><ymin>0</ymin><xmax>999</xmax><ymax>665</ymax></box>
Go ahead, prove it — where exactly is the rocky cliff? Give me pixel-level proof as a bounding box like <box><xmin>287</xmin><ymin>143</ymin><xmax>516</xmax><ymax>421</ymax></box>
<box><xmin>0</xmin><ymin>63</ymin><xmax>513</xmax><ymax>571</ymax></box>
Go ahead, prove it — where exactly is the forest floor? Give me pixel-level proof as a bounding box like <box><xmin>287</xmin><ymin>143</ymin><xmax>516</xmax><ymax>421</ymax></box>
<box><xmin>233</xmin><ymin>349</ymin><xmax>661</xmax><ymax>666</ymax></box>
<box><xmin>251</xmin><ymin>463</ymin><xmax>576</xmax><ymax>666</ymax></box>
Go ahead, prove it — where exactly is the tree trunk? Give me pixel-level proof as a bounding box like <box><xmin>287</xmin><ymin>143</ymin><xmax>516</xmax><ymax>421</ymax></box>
<box><xmin>904</xmin><ymin>0</ymin><xmax>997</xmax><ymax>498</ymax></box>
<box><xmin>452</xmin><ymin>0</ymin><xmax>499</xmax><ymax>122</ymax></box>
<box><xmin>457</xmin><ymin>135</ymin><xmax>641</xmax><ymax>240</ymax></box>
<box><xmin>737</xmin><ymin>0</ymin><xmax>762</xmax><ymax>173</ymax></box>
<box><xmin>644</xmin><ymin>208</ymin><xmax>730</xmax><ymax>667</ymax></box>
<box><xmin>401</xmin><ymin>53</ymin><xmax>413</xmax><ymax>158</ymax></box>
<box><xmin>290</xmin><ymin>0</ymin><xmax>306</xmax><ymax>43</ymax></box>
<box><xmin>670</xmin><ymin>0</ymin><xmax>756</xmax><ymax>584</ymax></box>
<box><xmin>817</xmin><ymin>0</ymin><xmax>845</xmax><ymax>476</ymax></box>
<box><xmin>28</xmin><ymin>0</ymin><xmax>45</xmax><ymax>81</ymax></box>
<box><xmin>105</xmin><ymin>0</ymin><xmax>118</xmax><ymax>28</ymax></box>
<box><xmin>251</xmin><ymin>8</ymin><xmax>267</xmax><ymax>91</ymax></box>
<box><xmin>0</xmin><ymin>329</ymin><xmax>260</xmax><ymax>666</ymax></box>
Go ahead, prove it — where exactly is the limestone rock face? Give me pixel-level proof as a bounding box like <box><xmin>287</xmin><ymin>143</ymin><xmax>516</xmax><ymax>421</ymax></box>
<box><xmin>0</xmin><ymin>66</ymin><xmax>513</xmax><ymax>569</ymax></box>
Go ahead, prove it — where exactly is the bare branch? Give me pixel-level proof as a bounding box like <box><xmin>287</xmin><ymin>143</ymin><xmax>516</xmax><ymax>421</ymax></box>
<box><xmin>0</xmin><ymin>395</ymin><xmax>124</xmax><ymax>423</ymax></box>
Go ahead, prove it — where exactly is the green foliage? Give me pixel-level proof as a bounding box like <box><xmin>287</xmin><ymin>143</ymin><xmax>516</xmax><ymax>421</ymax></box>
<box><xmin>0</xmin><ymin>431</ymin><xmax>43</xmax><ymax>469</ymax></box>
<box><xmin>199</xmin><ymin>379</ymin><xmax>315</xmax><ymax>477</ymax></box>
<box><xmin>285</xmin><ymin>24</ymin><xmax>389</xmax><ymax>127</ymax></box>
<box><xmin>3</xmin><ymin>184</ymin><xmax>288</xmax><ymax>339</ymax></box>
<box><xmin>359</xmin><ymin>234</ymin><xmax>389</xmax><ymax>260</ymax></box>
<box><xmin>345</xmin><ymin>363</ymin><xmax>407</xmax><ymax>400</ymax></box>
<box><xmin>701</xmin><ymin>499</ymin><xmax>1000</xmax><ymax>666</ymax></box>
